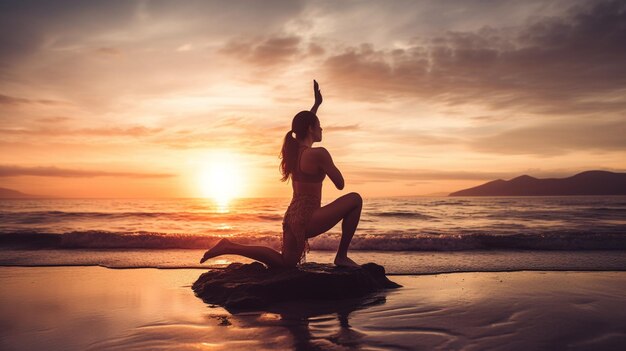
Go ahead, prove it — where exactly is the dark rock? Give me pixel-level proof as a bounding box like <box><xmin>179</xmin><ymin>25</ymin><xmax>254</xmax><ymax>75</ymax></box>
<box><xmin>192</xmin><ymin>262</ymin><xmax>401</xmax><ymax>311</ymax></box>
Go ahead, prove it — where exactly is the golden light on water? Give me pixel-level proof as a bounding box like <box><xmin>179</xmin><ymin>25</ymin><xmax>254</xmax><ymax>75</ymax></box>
<box><xmin>198</xmin><ymin>151</ymin><xmax>245</xmax><ymax>211</ymax></box>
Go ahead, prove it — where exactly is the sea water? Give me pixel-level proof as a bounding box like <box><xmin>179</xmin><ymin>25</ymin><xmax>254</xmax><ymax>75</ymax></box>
<box><xmin>1</xmin><ymin>196</ymin><xmax>625</xmax><ymax>273</ymax></box>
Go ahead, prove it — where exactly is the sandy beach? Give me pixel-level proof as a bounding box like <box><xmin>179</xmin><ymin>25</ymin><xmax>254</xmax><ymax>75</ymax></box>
<box><xmin>1</xmin><ymin>266</ymin><xmax>625</xmax><ymax>350</ymax></box>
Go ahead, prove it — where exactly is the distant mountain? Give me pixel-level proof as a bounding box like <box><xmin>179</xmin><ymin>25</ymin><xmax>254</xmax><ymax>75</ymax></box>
<box><xmin>0</xmin><ymin>187</ymin><xmax>41</xmax><ymax>198</ymax></box>
<box><xmin>449</xmin><ymin>171</ymin><xmax>626</xmax><ymax>196</ymax></box>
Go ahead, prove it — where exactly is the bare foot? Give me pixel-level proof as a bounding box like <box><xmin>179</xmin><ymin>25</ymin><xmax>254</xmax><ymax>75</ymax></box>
<box><xmin>200</xmin><ymin>238</ymin><xmax>231</xmax><ymax>263</ymax></box>
<box><xmin>334</xmin><ymin>256</ymin><xmax>360</xmax><ymax>268</ymax></box>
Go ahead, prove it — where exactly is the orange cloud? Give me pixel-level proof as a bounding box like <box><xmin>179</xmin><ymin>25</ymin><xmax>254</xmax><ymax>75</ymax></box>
<box><xmin>221</xmin><ymin>36</ymin><xmax>302</xmax><ymax>66</ymax></box>
<box><xmin>0</xmin><ymin>165</ymin><xmax>174</xmax><ymax>178</ymax></box>
<box><xmin>469</xmin><ymin>119</ymin><xmax>626</xmax><ymax>155</ymax></box>
<box><xmin>0</xmin><ymin>94</ymin><xmax>67</xmax><ymax>106</ymax></box>
<box><xmin>0</xmin><ymin>126</ymin><xmax>163</xmax><ymax>138</ymax></box>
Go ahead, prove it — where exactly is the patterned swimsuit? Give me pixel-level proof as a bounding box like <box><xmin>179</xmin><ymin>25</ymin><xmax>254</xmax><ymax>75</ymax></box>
<box><xmin>281</xmin><ymin>193</ymin><xmax>321</xmax><ymax>264</ymax></box>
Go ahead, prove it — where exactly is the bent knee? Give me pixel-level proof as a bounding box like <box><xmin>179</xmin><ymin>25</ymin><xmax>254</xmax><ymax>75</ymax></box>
<box><xmin>348</xmin><ymin>192</ymin><xmax>362</xmax><ymax>207</ymax></box>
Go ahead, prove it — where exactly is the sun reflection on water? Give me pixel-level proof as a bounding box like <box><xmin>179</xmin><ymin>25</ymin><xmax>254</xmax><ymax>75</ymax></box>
<box><xmin>215</xmin><ymin>200</ymin><xmax>230</xmax><ymax>213</ymax></box>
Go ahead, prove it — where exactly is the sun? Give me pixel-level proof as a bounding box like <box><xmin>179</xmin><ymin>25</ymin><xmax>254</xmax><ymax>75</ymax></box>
<box><xmin>198</xmin><ymin>151</ymin><xmax>245</xmax><ymax>208</ymax></box>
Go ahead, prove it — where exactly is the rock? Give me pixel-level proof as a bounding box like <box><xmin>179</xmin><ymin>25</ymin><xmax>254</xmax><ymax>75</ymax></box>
<box><xmin>192</xmin><ymin>262</ymin><xmax>401</xmax><ymax>311</ymax></box>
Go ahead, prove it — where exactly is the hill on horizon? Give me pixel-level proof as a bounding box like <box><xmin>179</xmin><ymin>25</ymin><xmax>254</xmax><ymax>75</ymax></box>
<box><xmin>449</xmin><ymin>170</ymin><xmax>626</xmax><ymax>196</ymax></box>
<box><xmin>0</xmin><ymin>187</ymin><xmax>42</xmax><ymax>199</ymax></box>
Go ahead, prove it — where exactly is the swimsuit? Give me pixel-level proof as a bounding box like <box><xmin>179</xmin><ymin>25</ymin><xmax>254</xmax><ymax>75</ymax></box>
<box><xmin>282</xmin><ymin>193</ymin><xmax>321</xmax><ymax>264</ymax></box>
<box><xmin>281</xmin><ymin>147</ymin><xmax>325</xmax><ymax>264</ymax></box>
<box><xmin>291</xmin><ymin>146</ymin><xmax>326</xmax><ymax>183</ymax></box>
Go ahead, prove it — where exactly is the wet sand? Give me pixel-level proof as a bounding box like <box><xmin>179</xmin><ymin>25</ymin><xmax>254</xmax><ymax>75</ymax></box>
<box><xmin>1</xmin><ymin>267</ymin><xmax>625</xmax><ymax>350</ymax></box>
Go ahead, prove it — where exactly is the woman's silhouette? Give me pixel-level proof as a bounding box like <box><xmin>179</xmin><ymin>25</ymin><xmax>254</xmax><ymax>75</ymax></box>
<box><xmin>201</xmin><ymin>81</ymin><xmax>361</xmax><ymax>268</ymax></box>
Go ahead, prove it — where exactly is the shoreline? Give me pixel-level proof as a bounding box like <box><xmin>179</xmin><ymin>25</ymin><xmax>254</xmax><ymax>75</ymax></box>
<box><xmin>2</xmin><ymin>262</ymin><xmax>626</xmax><ymax>275</ymax></box>
<box><xmin>2</xmin><ymin>249</ymin><xmax>625</xmax><ymax>274</ymax></box>
<box><xmin>1</xmin><ymin>266</ymin><xmax>625</xmax><ymax>350</ymax></box>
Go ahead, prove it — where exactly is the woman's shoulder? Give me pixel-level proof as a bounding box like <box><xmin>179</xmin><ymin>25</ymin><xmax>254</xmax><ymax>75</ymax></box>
<box><xmin>308</xmin><ymin>146</ymin><xmax>329</xmax><ymax>154</ymax></box>
<box><xmin>309</xmin><ymin>146</ymin><xmax>327</xmax><ymax>151</ymax></box>
<box><xmin>307</xmin><ymin>147</ymin><xmax>332</xmax><ymax>161</ymax></box>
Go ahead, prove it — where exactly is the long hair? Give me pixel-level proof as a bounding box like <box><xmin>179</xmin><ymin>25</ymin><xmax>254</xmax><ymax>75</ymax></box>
<box><xmin>279</xmin><ymin>110</ymin><xmax>319</xmax><ymax>182</ymax></box>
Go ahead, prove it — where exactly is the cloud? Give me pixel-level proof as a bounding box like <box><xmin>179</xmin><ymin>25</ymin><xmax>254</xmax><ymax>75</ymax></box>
<box><xmin>324</xmin><ymin>124</ymin><xmax>360</xmax><ymax>132</ymax></box>
<box><xmin>0</xmin><ymin>126</ymin><xmax>163</xmax><ymax>137</ymax></box>
<box><xmin>37</xmin><ymin>116</ymin><xmax>73</xmax><ymax>123</ymax></box>
<box><xmin>469</xmin><ymin>118</ymin><xmax>626</xmax><ymax>155</ymax></box>
<box><xmin>347</xmin><ymin>166</ymin><xmax>625</xmax><ymax>183</ymax></box>
<box><xmin>0</xmin><ymin>115</ymin><xmax>282</xmax><ymax>155</ymax></box>
<box><xmin>5</xmin><ymin>0</ymin><xmax>621</xmax><ymax>119</ymax></box>
<box><xmin>321</xmin><ymin>0</ymin><xmax>626</xmax><ymax>115</ymax></box>
<box><xmin>307</xmin><ymin>42</ymin><xmax>325</xmax><ymax>56</ymax></box>
<box><xmin>0</xmin><ymin>1</ymin><xmax>137</xmax><ymax>69</ymax></box>
<box><xmin>350</xmin><ymin>167</ymin><xmax>517</xmax><ymax>182</ymax></box>
<box><xmin>220</xmin><ymin>36</ymin><xmax>302</xmax><ymax>66</ymax></box>
<box><xmin>0</xmin><ymin>94</ymin><xmax>67</xmax><ymax>106</ymax></box>
<box><xmin>78</xmin><ymin>126</ymin><xmax>163</xmax><ymax>137</ymax></box>
<box><xmin>0</xmin><ymin>165</ymin><xmax>175</xmax><ymax>178</ymax></box>
<box><xmin>153</xmin><ymin>129</ymin><xmax>280</xmax><ymax>155</ymax></box>
<box><xmin>94</xmin><ymin>47</ymin><xmax>122</xmax><ymax>56</ymax></box>
<box><xmin>0</xmin><ymin>0</ymin><xmax>307</xmax><ymax>70</ymax></box>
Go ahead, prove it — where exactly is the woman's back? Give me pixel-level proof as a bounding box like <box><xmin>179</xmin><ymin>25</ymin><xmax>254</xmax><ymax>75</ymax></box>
<box><xmin>292</xmin><ymin>146</ymin><xmax>325</xmax><ymax>197</ymax></box>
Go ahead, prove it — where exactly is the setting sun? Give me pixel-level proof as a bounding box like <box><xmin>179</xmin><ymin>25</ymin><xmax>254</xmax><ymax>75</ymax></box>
<box><xmin>198</xmin><ymin>151</ymin><xmax>245</xmax><ymax>207</ymax></box>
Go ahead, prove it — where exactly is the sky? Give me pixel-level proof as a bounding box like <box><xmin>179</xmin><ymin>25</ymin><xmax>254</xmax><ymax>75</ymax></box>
<box><xmin>1</xmin><ymin>0</ymin><xmax>625</xmax><ymax>199</ymax></box>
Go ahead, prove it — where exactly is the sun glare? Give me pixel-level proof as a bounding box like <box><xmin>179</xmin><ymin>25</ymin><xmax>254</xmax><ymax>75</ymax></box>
<box><xmin>198</xmin><ymin>151</ymin><xmax>245</xmax><ymax>210</ymax></box>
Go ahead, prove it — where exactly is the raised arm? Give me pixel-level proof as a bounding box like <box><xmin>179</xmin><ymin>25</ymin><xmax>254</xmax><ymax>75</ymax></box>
<box><xmin>317</xmin><ymin>147</ymin><xmax>344</xmax><ymax>190</ymax></box>
<box><xmin>310</xmin><ymin>79</ymin><xmax>322</xmax><ymax>115</ymax></box>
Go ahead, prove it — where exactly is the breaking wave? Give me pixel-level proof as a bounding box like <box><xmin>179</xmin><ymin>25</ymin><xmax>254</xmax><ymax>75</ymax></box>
<box><xmin>1</xmin><ymin>230</ymin><xmax>625</xmax><ymax>251</ymax></box>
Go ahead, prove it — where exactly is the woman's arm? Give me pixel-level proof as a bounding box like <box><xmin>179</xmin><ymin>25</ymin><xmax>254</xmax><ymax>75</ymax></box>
<box><xmin>316</xmin><ymin>147</ymin><xmax>344</xmax><ymax>190</ymax></box>
<box><xmin>310</xmin><ymin>80</ymin><xmax>322</xmax><ymax>115</ymax></box>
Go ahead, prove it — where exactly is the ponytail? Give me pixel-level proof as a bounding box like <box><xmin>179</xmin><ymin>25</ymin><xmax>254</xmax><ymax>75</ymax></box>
<box><xmin>279</xmin><ymin>130</ymin><xmax>299</xmax><ymax>182</ymax></box>
<box><xmin>279</xmin><ymin>111</ymin><xmax>319</xmax><ymax>182</ymax></box>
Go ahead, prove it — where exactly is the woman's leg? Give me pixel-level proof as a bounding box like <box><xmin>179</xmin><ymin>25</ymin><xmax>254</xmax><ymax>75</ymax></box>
<box><xmin>200</xmin><ymin>238</ymin><xmax>285</xmax><ymax>268</ymax></box>
<box><xmin>306</xmin><ymin>192</ymin><xmax>363</xmax><ymax>266</ymax></box>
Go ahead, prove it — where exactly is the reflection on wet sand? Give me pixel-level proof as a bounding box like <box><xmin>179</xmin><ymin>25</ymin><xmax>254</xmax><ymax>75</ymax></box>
<box><xmin>243</xmin><ymin>294</ymin><xmax>388</xmax><ymax>350</ymax></box>
<box><xmin>87</xmin><ymin>294</ymin><xmax>390</xmax><ymax>351</ymax></box>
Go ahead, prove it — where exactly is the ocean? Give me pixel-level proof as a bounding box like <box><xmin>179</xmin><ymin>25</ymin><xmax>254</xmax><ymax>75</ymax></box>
<box><xmin>1</xmin><ymin>196</ymin><xmax>625</xmax><ymax>274</ymax></box>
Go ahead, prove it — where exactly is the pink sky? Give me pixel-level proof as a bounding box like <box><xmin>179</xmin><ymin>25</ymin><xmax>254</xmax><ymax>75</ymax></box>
<box><xmin>1</xmin><ymin>0</ymin><xmax>625</xmax><ymax>198</ymax></box>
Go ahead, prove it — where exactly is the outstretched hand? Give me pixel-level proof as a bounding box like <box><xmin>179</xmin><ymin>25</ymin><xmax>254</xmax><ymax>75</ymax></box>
<box><xmin>314</xmin><ymin>79</ymin><xmax>322</xmax><ymax>106</ymax></box>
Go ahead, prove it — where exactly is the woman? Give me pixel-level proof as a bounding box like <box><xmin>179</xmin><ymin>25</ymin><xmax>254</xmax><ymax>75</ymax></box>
<box><xmin>200</xmin><ymin>81</ymin><xmax>362</xmax><ymax>268</ymax></box>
